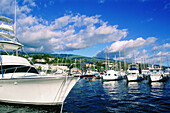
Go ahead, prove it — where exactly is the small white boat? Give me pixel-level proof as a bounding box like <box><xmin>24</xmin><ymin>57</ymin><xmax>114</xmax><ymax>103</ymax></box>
<box><xmin>126</xmin><ymin>64</ymin><xmax>143</xmax><ymax>82</ymax></box>
<box><xmin>0</xmin><ymin>16</ymin><xmax>79</xmax><ymax>106</ymax></box>
<box><xmin>164</xmin><ymin>68</ymin><xmax>170</xmax><ymax>78</ymax></box>
<box><xmin>147</xmin><ymin>65</ymin><xmax>168</xmax><ymax>82</ymax></box>
<box><xmin>142</xmin><ymin>68</ymin><xmax>150</xmax><ymax>79</ymax></box>
<box><xmin>102</xmin><ymin>70</ymin><xmax>123</xmax><ymax>81</ymax></box>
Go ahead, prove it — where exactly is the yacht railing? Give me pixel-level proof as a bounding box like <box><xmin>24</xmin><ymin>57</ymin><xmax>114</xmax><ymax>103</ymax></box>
<box><xmin>0</xmin><ymin>65</ymin><xmax>38</xmax><ymax>78</ymax></box>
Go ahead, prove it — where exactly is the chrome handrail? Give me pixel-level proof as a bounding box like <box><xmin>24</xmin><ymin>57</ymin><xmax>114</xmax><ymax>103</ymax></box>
<box><xmin>0</xmin><ymin>65</ymin><xmax>37</xmax><ymax>78</ymax></box>
<box><xmin>11</xmin><ymin>67</ymin><xmax>18</xmax><ymax>78</ymax></box>
<box><xmin>24</xmin><ymin>66</ymin><xmax>32</xmax><ymax>76</ymax></box>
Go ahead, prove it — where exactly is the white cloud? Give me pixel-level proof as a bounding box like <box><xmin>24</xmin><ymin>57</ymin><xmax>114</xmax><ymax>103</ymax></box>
<box><xmin>23</xmin><ymin>0</ymin><xmax>36</xmax><ymax>7</ymax></box>
<box><xmin>152</xmin><ymin>43</ymin><xmax>170</xmax><ymax>52</ymax></box>
<box><xmin>0</xmin><ymin>0</ymin><xmax>15</xmax><ymax>15</ymax></box>
<box><xmin>0</xmin><ymin>0</ymin><xmax>34</xmax><ymax>16</ymax></box>
<box><xmin>16</xmin><ymin>13</ymin><xmax>127</xmax><ymax>53</ymax></box>
<box><xmin>95</xmin><ymin>37</ymin><xmax>157</xmax><ymax>60</ymax></box>
<box><xmin>1</xmin><ymin>0</ymin><xmax>128</xmax><ymax>53</ymax></box>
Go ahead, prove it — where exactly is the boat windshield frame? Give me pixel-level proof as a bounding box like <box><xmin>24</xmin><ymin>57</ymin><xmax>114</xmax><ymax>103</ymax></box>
<box><xmin>0</xmin><ymin>65</ymin><xmax>39</xmax><ymax>75</ymax></box>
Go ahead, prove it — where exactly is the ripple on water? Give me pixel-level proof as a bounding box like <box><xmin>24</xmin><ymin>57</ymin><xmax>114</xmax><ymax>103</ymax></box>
<box><xmin>0</xmin><ymin>79</ymin><xmax>169</xmax><ymax>112</ymax></box>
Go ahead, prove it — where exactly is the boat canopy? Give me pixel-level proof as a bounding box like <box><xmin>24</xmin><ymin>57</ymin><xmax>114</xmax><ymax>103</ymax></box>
<box><xmin>0</xmin><ymin>32</ymin><xmax>15</xmax><ymax>40</ymax></box>
<box><xmin>0</xmin><ymin>23</ymin><xmax>13</xmax><ymax>31</ymax></box>
<box><xmin>0</xmin><ymin>16</ymin><xmax>13</xmax><ymax>23</ymax></box>
<box><xmin>0</xmin><ymin>55</ymin><xmax>31</xmax><ymax>66</ymax></box>
<box><xmin>0</xmin><ymin>40</ymin><xmax>23</xmax><ymax>50</ymax></box>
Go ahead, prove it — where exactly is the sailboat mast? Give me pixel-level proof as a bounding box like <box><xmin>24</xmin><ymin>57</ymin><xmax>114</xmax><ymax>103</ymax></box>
<box><xmin>119</xmin><ymin>51</ymin><xmax>121</xmax><ymax>71</ymax></box>
<box><xmin>124</xmin><ymin>48</ymin><xmax>126</xmax><ymax>71</ymax></box>
<box><xmin>115</xmin><ymin>55</ymin><xmax>117</xmax><ymax>71</ymax></box>
<box><xmin>105</xmin><ymin>53</ymin><xmax>107</xmax><ymax>71</ymax></box>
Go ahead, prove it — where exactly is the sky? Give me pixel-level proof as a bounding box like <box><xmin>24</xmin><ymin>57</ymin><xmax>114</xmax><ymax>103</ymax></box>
<box><xmin>0</xmin><ymin>0</ymin><xmax>170</xmax><ymax>66</ymax></box>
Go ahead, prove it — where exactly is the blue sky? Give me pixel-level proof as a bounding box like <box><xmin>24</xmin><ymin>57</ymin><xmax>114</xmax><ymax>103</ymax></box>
<box><xmin>0</xmin><ymin>0</ymin><xmax>169</xmax><ymax>66</ymax></box>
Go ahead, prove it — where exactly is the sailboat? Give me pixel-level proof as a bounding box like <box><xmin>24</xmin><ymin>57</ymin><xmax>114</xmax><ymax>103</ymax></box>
<box><xmin>0</xmin><ymin>15</ymin><xmax>79</xmax><ymax>105</ymax></box>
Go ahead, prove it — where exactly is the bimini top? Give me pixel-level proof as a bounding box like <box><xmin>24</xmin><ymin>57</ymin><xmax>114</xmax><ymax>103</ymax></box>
<box><xmin>0</xmin><ymin>16</ymin><xmax>13</xmax><ymax>23</ymax></box>
<box><xmin>1</xmin><ymin>55</ymin><xmax>31</xmax><ymax>66</ymax></box>
<box><xmin>0</xmin><ymin>40</ymin><xmax>23</xmax><ymax>50</ymax></box>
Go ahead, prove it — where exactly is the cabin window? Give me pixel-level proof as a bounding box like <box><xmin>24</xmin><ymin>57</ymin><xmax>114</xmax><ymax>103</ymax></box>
<box><xmin>0</xmin><ymin>65</ymin><xmax>39</xmax><ymax>74</ymax></box>
<box><xmin>108</xmin><ymin>74</ymin><xmax>110</xmax><ymax>76</ymax></box>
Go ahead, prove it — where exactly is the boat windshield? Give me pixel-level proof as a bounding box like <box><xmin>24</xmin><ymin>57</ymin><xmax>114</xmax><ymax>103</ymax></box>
<box><xmin>150</xmin><ymin>69</ymin><xmax>161</xmax><ymax>74</ymax></box>
<box><xmin>0</xmin><ymin>65</ymin><xmax>39</xmax><ymax>74</ymax></box>
<box><xmin>129</xmin><ymin>68</ymin><xmax>137</xmax><ymax>70</ymax></box>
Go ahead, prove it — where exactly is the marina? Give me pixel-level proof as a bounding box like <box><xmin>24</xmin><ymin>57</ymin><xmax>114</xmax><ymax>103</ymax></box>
<box><xmin>0</xmin><ymin>0</ymin><xmax>169</xmax><ymax>112</ymax></box>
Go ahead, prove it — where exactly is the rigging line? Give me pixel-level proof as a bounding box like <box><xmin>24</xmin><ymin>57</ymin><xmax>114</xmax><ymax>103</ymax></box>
<box><xmin>60</xmin><ymin>77</ymin><xmax>75</xmax><ymax>113</ymax></box>
<box><xmin>22</xmin><ymin>48</ymin><xmax>40</xmax><ymax>73</ymax></box>
<box><xmin>86</xmin><ymin>78</ymin><xmax>108</xmax><ymax>111</ymax></box>
<box><xmin>0</xmin><ymin>45</ymin><xmax>9</xmax><ymax>55</ymax></box>
<box><xmin>60</xmin><ymin>102</ymin><xmax>64</xmax><ymax>113</ymax></box>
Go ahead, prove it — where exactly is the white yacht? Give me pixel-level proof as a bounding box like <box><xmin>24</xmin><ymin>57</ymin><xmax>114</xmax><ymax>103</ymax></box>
<box><xmin>142</xmin><ymin>68</ymin><xmax>150</xmax><ymax>79</ymax></box>
<box><xmin>126</xmin><ymin>64</ymin><xmax>143</xmax><ymax>82</ymax></box>
<box><xmin>0</xmin><ymin>16</ymin><xmax>79</xmax><ymax>106</ymax></box>
<box><xmin>147</xmin><ymin>65</ymin><xmax>168</xmax><ymax>82</ymax></box>
<box><xmin>102</xmin><ymin>70</ymin><xmax>123</xmax><ymax>81</ymax></box>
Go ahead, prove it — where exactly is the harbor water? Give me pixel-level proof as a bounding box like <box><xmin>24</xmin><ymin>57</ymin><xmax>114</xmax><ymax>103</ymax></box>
<box><xmin>0</xmin><ymin>78</ymin><xmax>170</xmax><ymax>113</ymax></box>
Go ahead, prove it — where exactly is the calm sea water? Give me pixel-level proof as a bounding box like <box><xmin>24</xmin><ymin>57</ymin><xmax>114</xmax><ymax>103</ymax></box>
<box><xmin>0</xmin><ymin>78</ymin><xmax>170</xmax><ymax>113</ymax></box>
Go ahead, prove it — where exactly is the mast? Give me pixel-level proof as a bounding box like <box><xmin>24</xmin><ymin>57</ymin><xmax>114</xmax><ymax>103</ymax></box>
<box><xmin>124</xmin><ymin>48</ymin><xmax>126</xmax><ymax>71</ymax></box>
<box><xmin>119</xmin><ymin>51</ymin><xmax>121</xmax><ymax>71</ymax></box>
<box><xmin>105</xmin><ymin>53</ymin><xmax>107</xmax><ymax>71</ymax></box>
<box><xmin>160</xmin><ymin>52</ymin><xmax>162</xmax><ymax>69</ymax></box>
<box><xmin>115</xmin><ymin>55</ymin><xmax>117</xmax><ymax>71</ymax></box>
<box><xmin>14</xmin><ymin>0</ymin><xmax>17</xmax><ymax>37</ymax></box>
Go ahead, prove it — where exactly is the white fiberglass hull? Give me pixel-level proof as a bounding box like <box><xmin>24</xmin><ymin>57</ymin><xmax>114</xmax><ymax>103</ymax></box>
<box><xmin>0</xmin><ymin>76</ymin><xmax>79</xmax><ymax>105</ymax></box>
<box><xmin>103</xmin><ymin>75</ymin><xmax>123</xmax><ymax>81</ymax></box>
<box><xmin>126</xmin><ymin>74</ymin><xmax>143</xmax><ymax>82</ymax></box>
<box><xmin>148</xmin><ymin>74</ymin><xmax>167</xmax><ymax>82</ymax></box>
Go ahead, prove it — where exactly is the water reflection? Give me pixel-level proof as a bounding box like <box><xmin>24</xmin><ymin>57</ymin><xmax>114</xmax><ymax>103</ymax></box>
<box><xmin>0</xmin><ymin>103</ymin><xmax>61</xmax><ymax>113</ymax></box>
<box><xmin>0</xmin><ymin>79</ymin><xmax>169</xmax><ymax>113</ymax></box>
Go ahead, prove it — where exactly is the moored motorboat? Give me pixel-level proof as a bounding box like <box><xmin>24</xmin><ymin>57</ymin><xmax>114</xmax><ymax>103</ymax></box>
<box><xmin>147</xmin><ymin>65</ymin><xmax>168</xmax><ymax>82</ymax></box>
<box><xmin>126</xmin><ymin>64</ymin><xmax>143</xmax><ymax>82</ymax></box>
<box><xmin>102</xmin><ymin>70</ymin><xmax>123</xmax><ymax>81</ymax></box>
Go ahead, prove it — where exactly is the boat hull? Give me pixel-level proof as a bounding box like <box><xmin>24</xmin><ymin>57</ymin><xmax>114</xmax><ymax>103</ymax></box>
<box><xmin>147</xmin><ymin>74</ymin><xmax>168</xmax><ymax>82</ymax></box>
<box><xmin>126</xmin><ymin>75</ymin><xmax>143</xmax><ymax>82</ymax></box>
<box><xmin>0</xmin><ymin>76</ymin><xmax>79</xmax><ymax>105</ymax></box>
<box><xmin>103</xmin><ymin>76</ymin><xmax>123</xmax><ymax>81</ymax></box>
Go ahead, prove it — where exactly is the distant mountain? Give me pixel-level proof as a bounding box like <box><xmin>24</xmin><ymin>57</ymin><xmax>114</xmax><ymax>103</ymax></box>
<box><xmin>28</xmin><ymin>53</ymin><xmax>113</xmax><ymax>62</ymax></box>
<box><xmin>51</xmin><ymin>54</ymin><xmax>113</xmax><ymax>62</ymax></box>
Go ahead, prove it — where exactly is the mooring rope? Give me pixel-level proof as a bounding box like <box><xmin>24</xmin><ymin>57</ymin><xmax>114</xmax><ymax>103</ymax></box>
<box><xmin>60</xmin><ymin>102</ymin><xmax>64</xmax><ymax>113</ymax></box>
<box><xmin>86</xmin><ymin>78</ymin><xmax>108</xmax><ymax>111</ymax></box>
